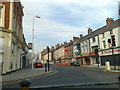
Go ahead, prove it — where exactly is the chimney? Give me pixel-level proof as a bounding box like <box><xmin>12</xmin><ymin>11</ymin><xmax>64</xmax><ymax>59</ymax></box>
<box><xmin>70</xmin><ymin>40</ymin><xmax>73</xmax><ymax>42</ymax></box>
<box><xmin>73</xmin><ymin>36</ymin><xmax>79</xmax><ymax>41</ymax></box>
<box><xmin>55</xmin><ymin>44</ymin><xmax>59</xmax><ymax>49</ymax></box>
<box><xmin>106</xmin><ymin>18</ymin><xmax>114</xmax><ymax>25</ymax></box>
<box><xmin>64</xmin><ymin>42</ymin><xmax>67</xmax><ymax>45</ymax></box>
<box><xmin>61</xmin><ymin>43</ymin><xmax>63</xmax><ymax>46</ymax></box>
<box><xmin>80</xmin><ymin>34</ymin><xmax>83</xmax><ymax>38</ymax></box>
<box><xmin>51</xmin><ymin>46</ymin><xmax>54</xmax><ymax>50</ymax></box>
<box><xmin>57</xmin><ymin>44</ymin><xmax>60</xmax><ymax>47</ymax></box>
<box><xmin>88</xmin><ymin>28</ymin><xmax>92</xmax><ymax>34</ymax></box>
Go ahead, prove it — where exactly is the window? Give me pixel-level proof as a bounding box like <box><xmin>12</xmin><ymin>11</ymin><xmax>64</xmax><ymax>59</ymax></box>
<box><xmin>0</xmin><ymin>6</ymin><xmax>2</xmax><ymax>26</ymax></box>
<box><xmin>110</xmin><ymin>30</ymin><xmax>113</xmax><ymax>34</ymax></box>
<box><xmin>0</xmin><ymin>5</ymin><xmax>4</xmax><ymax>27</ymax></box>
<box><xmin>103</xmin><ymin>41</ymin><xmax>106</xmax><ymax>49</ymax></box>
<box><xmin>0</xmin><ymin>37</ymin><xmax>4</xmax><ymax>53</ymax></box>
<box><xmin>92</xmin><ymin>37</ymin><xmax>95</xmax><ymax>42</ymax></box>
<box><xmin>102</xmin><ymin>33</ymin><xmax>105</xmax><ymax>38</ymax></box>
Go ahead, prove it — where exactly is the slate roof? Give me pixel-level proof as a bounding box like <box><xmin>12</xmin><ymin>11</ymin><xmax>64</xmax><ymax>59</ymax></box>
<box><xmin>77</xmin><ymin>19</ymin><xmax>120</xmax><ymax>43</ymax></box>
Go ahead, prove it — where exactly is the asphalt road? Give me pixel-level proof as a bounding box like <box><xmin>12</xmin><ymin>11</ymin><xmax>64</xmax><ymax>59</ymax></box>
<box><xmin>2</xmin><ymin>64</ymin><xmax>120</xmax><ymax>88</ymax></box>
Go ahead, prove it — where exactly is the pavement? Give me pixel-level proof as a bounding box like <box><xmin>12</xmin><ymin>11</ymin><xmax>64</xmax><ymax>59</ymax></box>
<box><xmin>1</xmin><ymin>67</ymin><xmax>56</xmax><ymax>84</ymax></box>
<box><xmin>81</xmin><ymin>64</ymin><xmax>120</xmax><ymax>73</ymax></box>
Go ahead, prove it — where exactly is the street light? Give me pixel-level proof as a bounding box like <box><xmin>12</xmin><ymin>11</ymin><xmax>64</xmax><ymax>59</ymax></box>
<box><xmin>32</xmin><ymin>16</ymin><xmax>40</xmax><ymax>69</ymax></box>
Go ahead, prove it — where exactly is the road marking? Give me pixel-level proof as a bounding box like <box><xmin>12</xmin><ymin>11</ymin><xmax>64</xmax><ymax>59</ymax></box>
<box><xmin>2</xmin><ymin>71</ymin><xmax>58</xmax><ymax>85</ymax></box>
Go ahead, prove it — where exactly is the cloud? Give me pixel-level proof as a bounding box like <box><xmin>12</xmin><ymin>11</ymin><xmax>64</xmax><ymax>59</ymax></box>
<box><xmin>23</xmin><ymin>18</ymin><xmax>88</xmax><ymax>43</ymax></box>
<box><xmin>21</xmin><ymin>0</ymin><xmax>118</xmax><ymax>53</ymax></box>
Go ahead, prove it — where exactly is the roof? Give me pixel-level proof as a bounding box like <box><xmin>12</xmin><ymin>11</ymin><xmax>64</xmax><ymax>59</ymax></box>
<box><xmin>64</xmin><ymin>41</ymin><xmax>74</xmax><ymax>47</ymax></box>
<box><xmin>73</xmin><ymin>39</ymin><xmax>80</xmax><ymax>46</ymax></box>
<box><xmin>77</xmin><ymin>19</ymin><xmax>120</xmax><ymax>43</ymax></box>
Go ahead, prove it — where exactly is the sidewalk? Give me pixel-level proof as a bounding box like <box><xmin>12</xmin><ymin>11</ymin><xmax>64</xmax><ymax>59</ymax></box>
<box><xmin>1</xmin><ymin>67</ymin><xmax>55</xmax><ymax>83</ymax></box>
<box><xmin>81</xmin><ymin>65</ymin><xmax>120</xmax><ymax>73</ymax></box>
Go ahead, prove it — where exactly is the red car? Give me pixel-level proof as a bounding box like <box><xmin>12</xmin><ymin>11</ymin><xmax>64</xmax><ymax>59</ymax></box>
<box><xmin>34</xmin><ymin>62</ymin><xmax>43</xmax><ymax>68</ymax></box>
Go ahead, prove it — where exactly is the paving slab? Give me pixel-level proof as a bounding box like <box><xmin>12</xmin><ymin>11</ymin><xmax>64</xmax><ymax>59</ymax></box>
<box><xmin>1</xmin><ymin>67</ymin><xmax>55</xmax><ymax>83</ymax></box>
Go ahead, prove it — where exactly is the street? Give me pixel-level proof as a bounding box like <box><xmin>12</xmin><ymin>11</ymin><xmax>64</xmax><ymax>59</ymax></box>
<box><xmin>2</xmin><ymin>64</ymin><xmax>119</xmax><ymax>88</ymax></box>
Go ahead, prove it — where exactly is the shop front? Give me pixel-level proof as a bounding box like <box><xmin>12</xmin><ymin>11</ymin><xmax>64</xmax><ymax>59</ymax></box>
<box><xmin>89</xmin><ymin>53</ymin><xmax>99</xmax><ymax>65</ymax></box>
<box><xmin>81</xmin><ymin>53</ymin><xmax>91</xmax><ymax>65</ymax></box>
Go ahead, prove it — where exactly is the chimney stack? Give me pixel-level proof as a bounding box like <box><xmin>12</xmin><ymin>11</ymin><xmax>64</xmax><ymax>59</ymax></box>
<box><xmin>51</xmin><ymin>46</ymin><xmax>54</xmax><ymax>50</ymax></box>
<box><xmin>73</xmin><ymin>36</ymin><xmax>79</xmax><ymax>41</ymax></box>
<box><xmin>80</xmin><ymin>34</ymin><xmax>83</xmax><ymax>38</ymax></box>
<box><xmin>64</xmin><ymin>42</ymin><xmax>67</xmax><ymax>45</ymax></box>
<box><xmin>55</xmin><ymin>44</ymin><xmax>60</xmax><ymax>48</ymax></box>
<box><xmin>61</xmin><ymin>43</ymin><xmax>63</xmax><ymax>46</ymax></box>
<box><xmin>88</xmin><ymin>28</ymin><xmax>92</xmax><ymax>34</ymax></box>
<box><xmin>106</xmin><ymin>18</ymin><xmax>114</xmax><ymax>25</ymax></box>
<box><xmin>70</xmin><ymin>40</ymin><xmax>73</xmax><ymax>42</ymax></box>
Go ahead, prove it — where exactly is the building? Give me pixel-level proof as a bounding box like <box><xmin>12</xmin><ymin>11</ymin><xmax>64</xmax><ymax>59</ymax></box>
<box><xmin>40</xmin><ymin>48</ymin><xmax>48</xmax><ymax>64</ymax></box>
<box><xmin>0</xmin><ymin>0</ymin><xmax>28</xmax><ymax>74</ymax></box>
<box><xmin>79</xmin><ymin>18</ymin><xmax>120</xmax><ymax>66</ymax></box>
<box><xmin>54</xmin><ymin>44</ymin><xmax>62</xmax><ymax>62</ymax></box>
<box><xmin>39</xmin><ymin>18</ymin><xmax>120</xmax><ymax>67</ymax></box>
<box><xmin>98</xmin><ymin>18</ymin><xmax>120</xmax><ymax>66</ymax></box>
<box><xmin>73</xmin><ymin>34</ymin><xmax>83</xmax><ymax>64</ymax></box>
<box><xmin>64</xmin><ymin>37</ymin><xmax>79</xmax><ymax>64</ymax></box>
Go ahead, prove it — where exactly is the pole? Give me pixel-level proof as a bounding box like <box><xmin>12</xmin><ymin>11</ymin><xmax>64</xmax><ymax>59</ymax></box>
<box><xmin>98</xmin><ymin>35</ymin><xmax>101</xmax><ymax>67</ymax></box>
<box><xmin>32</xmin><ymin>18</ymin><xmax>34</xmax><ymax>69</ymax></box>
<box><xmin>47</xmin><ymin>46</ymin><xmax>50</xmax><ymax>71</ymax></box>
<box><xmin>31</xmin><ymin>16</ymin><xmax>40</xmax><ymax>69</ymax></box>
<box><xmin>45</xmin><ymin>63</ymin><xmax>47</xmax><ymax>72</ymax></box>
<box><xmin>112</xmin><ymin>47</ymin><xmax>116</xmax><ymax>70</ymax></box>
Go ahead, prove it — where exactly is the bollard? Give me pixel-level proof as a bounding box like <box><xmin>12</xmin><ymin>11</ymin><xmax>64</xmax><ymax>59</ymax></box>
<box><xmin>19</xmin><ymin>79</ymin><xmax>31</xmax><ymax>90</ymax></box>
<box><xmin>105</xmin><ymin>62</ymin><xmax>110</xmax><ymax>70</ymax></box>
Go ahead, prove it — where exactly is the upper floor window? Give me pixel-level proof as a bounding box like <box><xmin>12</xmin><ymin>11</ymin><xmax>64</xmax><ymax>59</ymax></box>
<box><xmin>103</xmin><ymin>41</ymin><xmax>106</xmax><ymax>49</ymax></box>
<box><xmin>0</xmin><ymin>5</ymin><xmax>4</xmax><ymax>27</ymax></box>
<box><xmin>102</xmin><ymin>33</ymin><xmax>105</xmax><ymax>38</ymax></box>
<box><xmin>0</xmin><ymin>6</ymin><xmax>2</xmax><ymax>26</ymax></box>
<box><xmin>110</xmin><ymin>30</ymin><xmax>113</xmax><ymax>34</ymax></box>
<box><xmin>92</xmin><ymin>37</ymin><xmax>95</xmax><ymax>42</ymax></box>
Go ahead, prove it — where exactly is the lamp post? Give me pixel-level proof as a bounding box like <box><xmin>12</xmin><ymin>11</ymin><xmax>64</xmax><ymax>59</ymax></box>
<box><xmin>32</xmin><ymin>16</ymin><xmax>40</xmax><ymax>69</ymax></box>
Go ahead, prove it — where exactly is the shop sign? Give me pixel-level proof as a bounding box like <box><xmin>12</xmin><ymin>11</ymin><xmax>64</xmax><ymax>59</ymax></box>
<box><xmin>81</xmin><ymin>53</ymin><xmax>89</xmax><ymax>57</ymax></box>
<box><xmin>89</xmin><ymin>53</ymin><xmax>98</xmax><ymax>56</ymax></box>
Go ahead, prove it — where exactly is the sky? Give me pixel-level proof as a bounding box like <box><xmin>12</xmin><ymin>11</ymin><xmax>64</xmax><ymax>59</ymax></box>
<box><xmin>20</xmin><ymin>0</ymin><xmax>119</xmax><ymax>54</ymax></box>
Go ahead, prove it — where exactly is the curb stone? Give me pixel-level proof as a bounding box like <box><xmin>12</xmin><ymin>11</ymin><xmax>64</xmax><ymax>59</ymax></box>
<box><xmin>103</xmin><ymin>69</ymin><xmax>120</xmax><ymax>73</ymax></box>
<box><xmin>32</xmin><ymin>81</ymin><xmax>119</xmax><ymax>88</ymax></box>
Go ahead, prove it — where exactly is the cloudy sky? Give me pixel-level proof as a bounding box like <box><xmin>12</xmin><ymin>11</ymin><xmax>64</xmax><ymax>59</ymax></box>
<box><xmin>20</xmin><ymin>0</ymin><xmax>118</xmax><ymax>54</ymax></box>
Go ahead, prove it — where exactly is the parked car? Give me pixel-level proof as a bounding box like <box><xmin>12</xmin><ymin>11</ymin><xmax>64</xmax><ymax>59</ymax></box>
<box><xmin>34</xmin><ymin>62</ymin><xmax>43</xmax><ymax>68</ymax></box>
<box><xmin>70</xmin><ymin>61</ymin><xmax>80</xmax><ymax>66</ymax></box>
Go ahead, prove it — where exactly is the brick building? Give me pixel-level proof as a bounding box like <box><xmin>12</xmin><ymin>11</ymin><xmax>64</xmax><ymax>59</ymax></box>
<box><xmin>0</xmin><ymin>0</ymin><xmax>28</xmax><ymax>74</ymax></box>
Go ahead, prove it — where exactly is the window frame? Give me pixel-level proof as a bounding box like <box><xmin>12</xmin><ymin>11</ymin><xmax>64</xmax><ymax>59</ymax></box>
<box><xmin>0</xmin><ymin>4</ymin><xmax>5</xmax><ymax>27</ymax></box>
